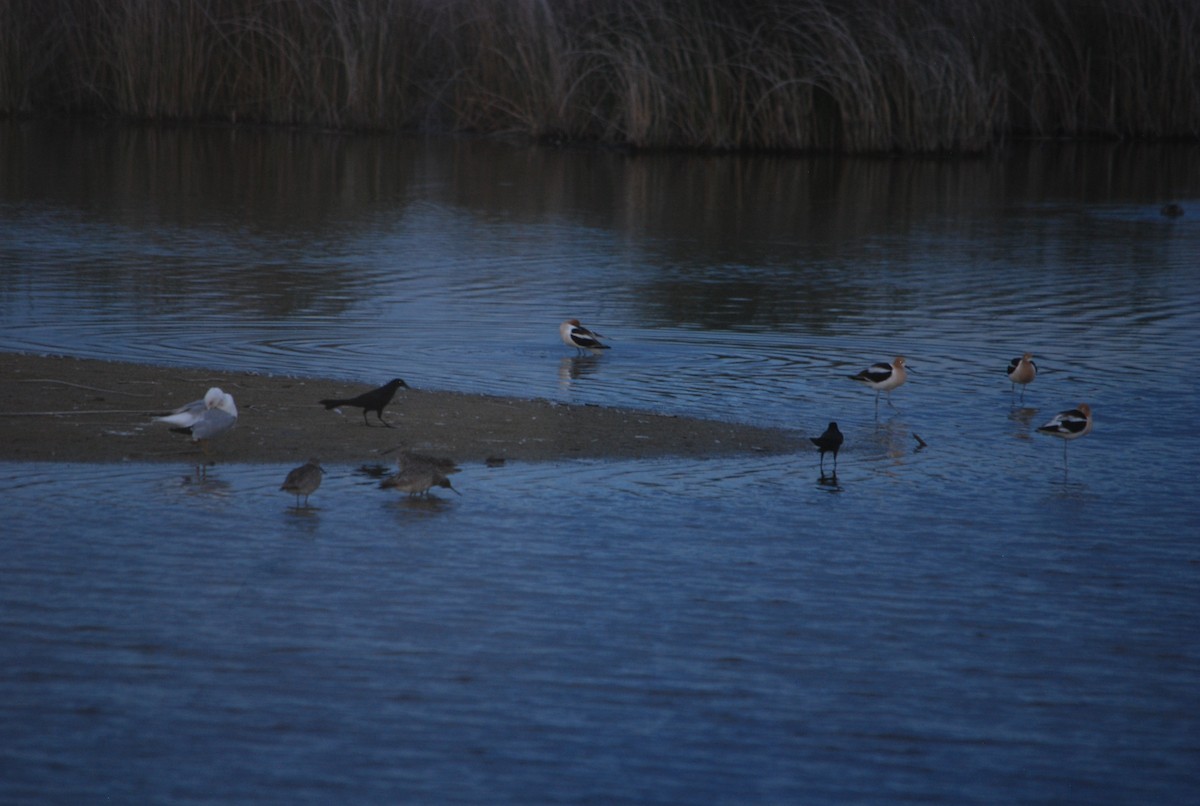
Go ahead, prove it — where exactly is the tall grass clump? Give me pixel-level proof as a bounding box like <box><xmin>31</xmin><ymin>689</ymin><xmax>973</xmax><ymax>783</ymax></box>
<box><xmin>3</xmin><ymin>0</ymin><xmax>1198</xmax><ymax>152</ymax></box>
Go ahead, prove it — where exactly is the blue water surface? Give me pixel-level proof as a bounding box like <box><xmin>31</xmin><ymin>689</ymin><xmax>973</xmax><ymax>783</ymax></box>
<box><xmin>1</xmin><ymin>123</ymin><xmax>1198</xmax><ymax>803</ymax></box>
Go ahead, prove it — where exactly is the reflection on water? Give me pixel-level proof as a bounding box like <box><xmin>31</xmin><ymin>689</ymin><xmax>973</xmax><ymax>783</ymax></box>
<box><xmin>1</xmin><ymin>121</ymin><xmax>1199</xmax><ymax>803</ymax></box>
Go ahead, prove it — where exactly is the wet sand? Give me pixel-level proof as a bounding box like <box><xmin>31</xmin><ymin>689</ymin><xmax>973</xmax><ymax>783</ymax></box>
<box><xmin>1</xmin><ymin>353</ymin><xmax>801</xmax><ymax>464</ymax></box>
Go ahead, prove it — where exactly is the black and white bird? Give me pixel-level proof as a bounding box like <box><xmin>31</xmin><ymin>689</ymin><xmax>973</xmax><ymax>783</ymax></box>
<box><xmin>849</xmin><ymin>356</ymin><xmax>907</xmax><ymax>410</ymax></box>
<box><xmin>1037</xmin><ymin>403</ymin><xmax>1092</xmax><ymax>468</ymax></box>
<box><xmin>560</xmin><ymin>319</ymin><xmax>610</xmax><ymax>353</ymax></box>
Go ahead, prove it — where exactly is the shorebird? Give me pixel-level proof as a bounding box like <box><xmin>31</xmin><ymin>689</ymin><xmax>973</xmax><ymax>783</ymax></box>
<box><xmin>560</xmin><ymin>319</ymin><xmax>610</xmax><ymax>353</ymax></box>
<box><xmin>280</xmin><ymin>458</ymin><xmax>324</xmax><ymax>508</ymax></box>
<box><xmin>319</xmin><ymin>378</ymin><xmax>408</xmax><ymax>427</ymax></box>
<box><xmin>1037</xmin><ymin>403</ymin><xmax>1092</xmax><ymax>468</ymax></box>
<box><xmin>1006</xmin><ymin>352</ymin><xmax>1037</xmax><ymax>402</ymax></box>
<box><xmin>810</xmin><ymin>422</ymin><xmax>844</xmax><ymax>476</ymax></box>
<box><xmin>156</xmin><ymin>387</ymin><xmax>224</xmax><ymax>429</ymax></box>
<box><xmin>380</xmin><ymin>464</ymin><xmax>459</xmax><ymax>498</ymax></box>
<box><xmin>1161</xmin><ymin>203</ymin><xmax>1184</xmax><ymax>218</ymax></box>
<box><xmin>849</xmin><ymin>356</ymin><xmax>907</xmax><ymax>410</ymax></box>
<box><xmin>156</xmin><ymin>388</ymin><xmax>238</xmax><ymax>451</ymax></box>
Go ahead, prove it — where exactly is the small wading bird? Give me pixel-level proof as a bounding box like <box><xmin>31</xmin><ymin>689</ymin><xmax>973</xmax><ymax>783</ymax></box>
<box><xmin>560</xmin><ymin>319</ymin><xmax>610</xmax><ymax>353</ymax></box>
<box><xmin>280</xmin><ymin>458</ymin><xmax>324</xmax><ymax>508</ymax></box>
<box><xmin>319</xmin><ymin>378</ymin><xmax>408</xmax><ymax>427</ymax></box>
<box><xmin>380</xmin><ymin>463</ymin><xmax>459</xmax><ymax>498</ymax></box>
<box><xmin>155</xmin><ymin>387</ymin><xmax>238</xmax><ymax>453</ymax></box>
<box><xmin>1037</xmin><ymin>403</ymin><xmax>1093</xmax><ymax>469</ymax></box>
<box><xmin>1161</xmin><ymin>203</ymin><xmax>1184</xmax><ymax>218</ymax></box>
<box><xmin>810</xmin><ymin>422</ymin><xmax>844</xmax><ymax>476</ymax></box>
<box><xmin>1006</xmin><ymin>352</ymin><xmax>1037</xmax><ymax>402</ymax></box>
<box><xmin>849</xmin><ymin>356</ymin><xmax>907</xmax><ymax>410</ymax></box>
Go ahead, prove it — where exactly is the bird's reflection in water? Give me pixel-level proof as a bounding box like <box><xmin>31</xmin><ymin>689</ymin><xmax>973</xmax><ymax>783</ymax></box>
<box><xmin>1008</xmin><ymin>406</ymin><xmax>1039</xmax><ymax>428</ymax></box>
<box><xmin>558</xmin><ymin>354</ymin><xmax>603</xmax><ymax>388</ymax></box>
<box><xmin>816</xmin><ymin>472</ymin><xmax>844</xmax><ymax>492</ymax></box>
<box><xmin>178</xmin><ymin>463</ymin><xmax>232</xmax><ymax>497</ymax></box>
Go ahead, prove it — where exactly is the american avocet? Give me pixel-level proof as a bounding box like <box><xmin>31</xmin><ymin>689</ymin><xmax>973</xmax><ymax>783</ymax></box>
<box><xmin>1006</xmin><ymin>352</ymin><xmax>1037</xmax><ymax>401</ymax></box>
<box><xmin>810</xmin><ymin>422</ymin><xmax>844</xmax><ymax>476</ymax></box>
<box><xmin>1037</xmin><ymin>403</ymin><xmax>1092</xmax><ymax>468</ymax></box>
<box><xmin>849</xmin><ymin>356</ymin><xmax>907</xmax><ymax>410</ymax></box>
<box><xmin>281</xmin><ymin>458</ymin><xmax>324</xmax><ymax>508</ymax></box>
<box><xmin>380</xmin><ymin>464</ymin><xmax>459</xmax><ymax>498</ymax></box>
<box><xmin>560</xmin><ymin>319</ymin><xmax>610</xmax><ymax>353</ymax></box>
<box><xmin>157</xmin><ymin>388</ymin><xmax>238</xmax><ymax>450</ymax></box>
<box><xmin>319</xmin><ymin>378</ymin><xmax>408</xmax><ymax>427</ymax></box>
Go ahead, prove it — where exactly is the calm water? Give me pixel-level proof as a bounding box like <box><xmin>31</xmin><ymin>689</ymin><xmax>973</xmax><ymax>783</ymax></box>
<box><xmin>2</xmin><ymin>122</ymin><xmax>1199</xmax><ymax>803</ymax></box>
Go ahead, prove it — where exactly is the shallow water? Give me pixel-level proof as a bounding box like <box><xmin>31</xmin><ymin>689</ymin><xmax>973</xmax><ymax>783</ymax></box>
<box><xmin>2</xmin><ymin>122</ymin><xmax>1199</xmax><ymax>803</ymax></box>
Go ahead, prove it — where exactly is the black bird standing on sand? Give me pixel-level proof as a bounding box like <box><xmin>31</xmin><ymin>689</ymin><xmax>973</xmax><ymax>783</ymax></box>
<box><xmin>319</xmin><ymin>378</ymin><xmax>408</xmax><ymax>427</ymax></box>
<box><xmin>810</xmin><ymin>422</ymin><xmax>844</xmax><ymax>476</ymax></box>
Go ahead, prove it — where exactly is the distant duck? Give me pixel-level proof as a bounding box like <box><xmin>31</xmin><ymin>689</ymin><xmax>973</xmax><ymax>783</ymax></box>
<box><xmin>1006</xmin><ymin>352</ymin><xmax>1037</xmax><ymax>402</ymax></box>
<box><xmin>281</xmin><ymin>458</ymin><xmax>324</xmax><ymax>508</ymax></box>
<box><xmin>1161</xmin><ymin>203</ymin><xmax>1184</xmax><ymax>218</ymax></box>
<box><xmin>319</xmin><ymin>378</ymin><xmax>408</xmax><ymax>427</ymax></box>
<box><xmin>156</xmin><ymin>387</ymin><xmax>238</xmax><ymax>451</ymax></box>
<box><xmin>810</xmin><ymin>422</ymin><xmax>844</xmax><ymax>476</ymax></box>
<box><xmin>1037</xmin><ymin>403</ymin><xmax>1093</xmax><ymax>469</ymax></box>
<box><xmin>560</xmin><ymin>319</ymin><xmax>610</xmax><ymax>353</ymax></box>
<box><xmin>849</xmin><ymin>356</ymin><xmax>907</xmax><ymax>410</ymax></box>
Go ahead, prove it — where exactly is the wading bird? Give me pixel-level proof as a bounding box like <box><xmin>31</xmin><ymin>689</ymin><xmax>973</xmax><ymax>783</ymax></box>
<box><xmin>849</xmin><ymin>356</ymin><xmax>907</xmax><ymax>411</ymax></box>
<box><xmin>280</xmin><ymin>458</ymin><xmax>324</xmax><ymax>508</ymax></box>
<box><xmin>560</xmin><ymin>319</ymin><xmax>610</xmax><ymax>353</ymax></box>
<box><xmin>1037</xmin><ymin>403</ymin><xmax>1092</xmax><ymax>470</ymax></box>
<box><xmin>1006</xmin><ymin>352</ymin><xmax>1037</xmax><ymax>402</ymax></box>
<box><xmin>810</xmin><ymin>422</ymin><xmax>844</xmax><ymax>477</ymax></box>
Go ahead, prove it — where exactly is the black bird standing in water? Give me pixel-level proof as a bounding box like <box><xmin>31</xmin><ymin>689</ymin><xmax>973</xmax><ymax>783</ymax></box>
<box><xmin>810</xmin><ymin>422</ymin><xmax>844</xmax><ymax>476</ymax></box>
<box><xmin>319</xmin><ymin>378</ymin><xmax>408</xmax><ymax>427</ymax></box>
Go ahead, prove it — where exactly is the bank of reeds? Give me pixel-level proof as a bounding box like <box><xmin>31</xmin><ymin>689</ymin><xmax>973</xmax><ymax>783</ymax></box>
<box><xmin>3</xmin><ymin>0</ymin><xmax>1198</xmax><ymax>152</ymax></box>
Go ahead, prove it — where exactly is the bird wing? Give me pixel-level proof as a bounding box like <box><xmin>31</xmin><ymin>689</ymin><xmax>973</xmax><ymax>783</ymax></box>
<box><xmin>568</xmin><ymin>326</ymin><xmax>606</xmax><ymax>349</ymax></box>
<box><xmin>155</xmin><ymin>397</ymin><xmax>207</xmax><ymax>427</ymax></box>
<box><xmin>190</xmin><ymin>408</ymin><xmax>237</xmax><ymax>440</ymax></box>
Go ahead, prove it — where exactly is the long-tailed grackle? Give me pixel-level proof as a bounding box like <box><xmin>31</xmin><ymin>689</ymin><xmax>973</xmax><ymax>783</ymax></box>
<box><xmin>319</xmin><ymin>378</ymin><xmax>408</xmax><ymax>427</ymax></box>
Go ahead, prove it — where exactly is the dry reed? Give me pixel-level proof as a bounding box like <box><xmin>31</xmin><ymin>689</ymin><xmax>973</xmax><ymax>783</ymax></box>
<box><xmin>3</xmin><ymin>0</ymin><xmax>1197</xmax><ymax>152</ymax></box>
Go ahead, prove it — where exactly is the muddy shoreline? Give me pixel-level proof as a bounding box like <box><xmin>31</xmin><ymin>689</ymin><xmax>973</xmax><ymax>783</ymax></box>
<box><xmin>1</xmin><ymin>353</ymin><xmax>801</xmax><ymax>464</ymax></box>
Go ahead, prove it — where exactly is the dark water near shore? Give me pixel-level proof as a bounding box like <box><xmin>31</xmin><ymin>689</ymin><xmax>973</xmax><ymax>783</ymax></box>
<box><xmin>2</xmin><ymin>122</ymin><xmax>1199</xmax><ymax>803</ymax></box>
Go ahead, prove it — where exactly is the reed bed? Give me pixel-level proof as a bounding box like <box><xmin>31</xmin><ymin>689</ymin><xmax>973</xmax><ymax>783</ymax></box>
<box><xmin>3</xmin><ymin>0</ymin><xmax>1198</xmax><ymax>152</ymax></box>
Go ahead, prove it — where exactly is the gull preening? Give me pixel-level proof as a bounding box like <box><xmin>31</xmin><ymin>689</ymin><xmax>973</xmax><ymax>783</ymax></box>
<box><xmin>849</xmin><ymin>356</ymin><xmax>907</xmax><ymax>410</ymax></box>
<box><xmin>1006</xmin><ymin>352</ymin><xmax>1037</xmax><ymax>402</ymax></box>
<box><xmin>561</xmin><ymin>319</ymin><xmax>611</xmax><ymax>353</ymax></box>
<box><xmin>281</xmin><ymin>458</ymin><xmax>324</xmax><ymax>508</ymax></box>
<box><xmin>156</xmin><ymin>387</ymin><xmax>238</xmax><ymax>449</ymax></box>
<box><xmin>319</xmin><ymin>378</ymin><xmax>408</xmax><ymax>428</ymax></box>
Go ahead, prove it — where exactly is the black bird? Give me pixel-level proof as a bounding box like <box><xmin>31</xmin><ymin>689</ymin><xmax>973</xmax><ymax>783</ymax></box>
<box><xmin>810</xmin><ymin>422</ymin><xmax>844</xmax><ymax>476</ymax></box>
<box><xmin>319</xmin><ymin>378</ymin><xmax>408</xmax><ymax>427</ymax></box>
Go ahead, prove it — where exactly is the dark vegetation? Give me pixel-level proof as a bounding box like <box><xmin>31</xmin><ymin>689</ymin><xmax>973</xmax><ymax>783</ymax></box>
<box><xmin>3</xmin><ymin>0</ymin><xmax>1198</xmax><ymax>153</ymax></box>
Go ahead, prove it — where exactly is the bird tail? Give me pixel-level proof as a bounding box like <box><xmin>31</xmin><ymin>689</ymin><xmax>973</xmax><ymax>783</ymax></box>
<box><xmin>319</xmin><ymin>398</ymin><xmax>348</xmax><ymax>410</ymax></box>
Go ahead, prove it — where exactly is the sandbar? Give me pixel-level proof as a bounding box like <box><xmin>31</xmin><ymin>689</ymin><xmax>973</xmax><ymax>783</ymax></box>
<box><xmin>1</xmin><ymin>352</ymin><xmax>801</xmax><ymax>464</ymax></box>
